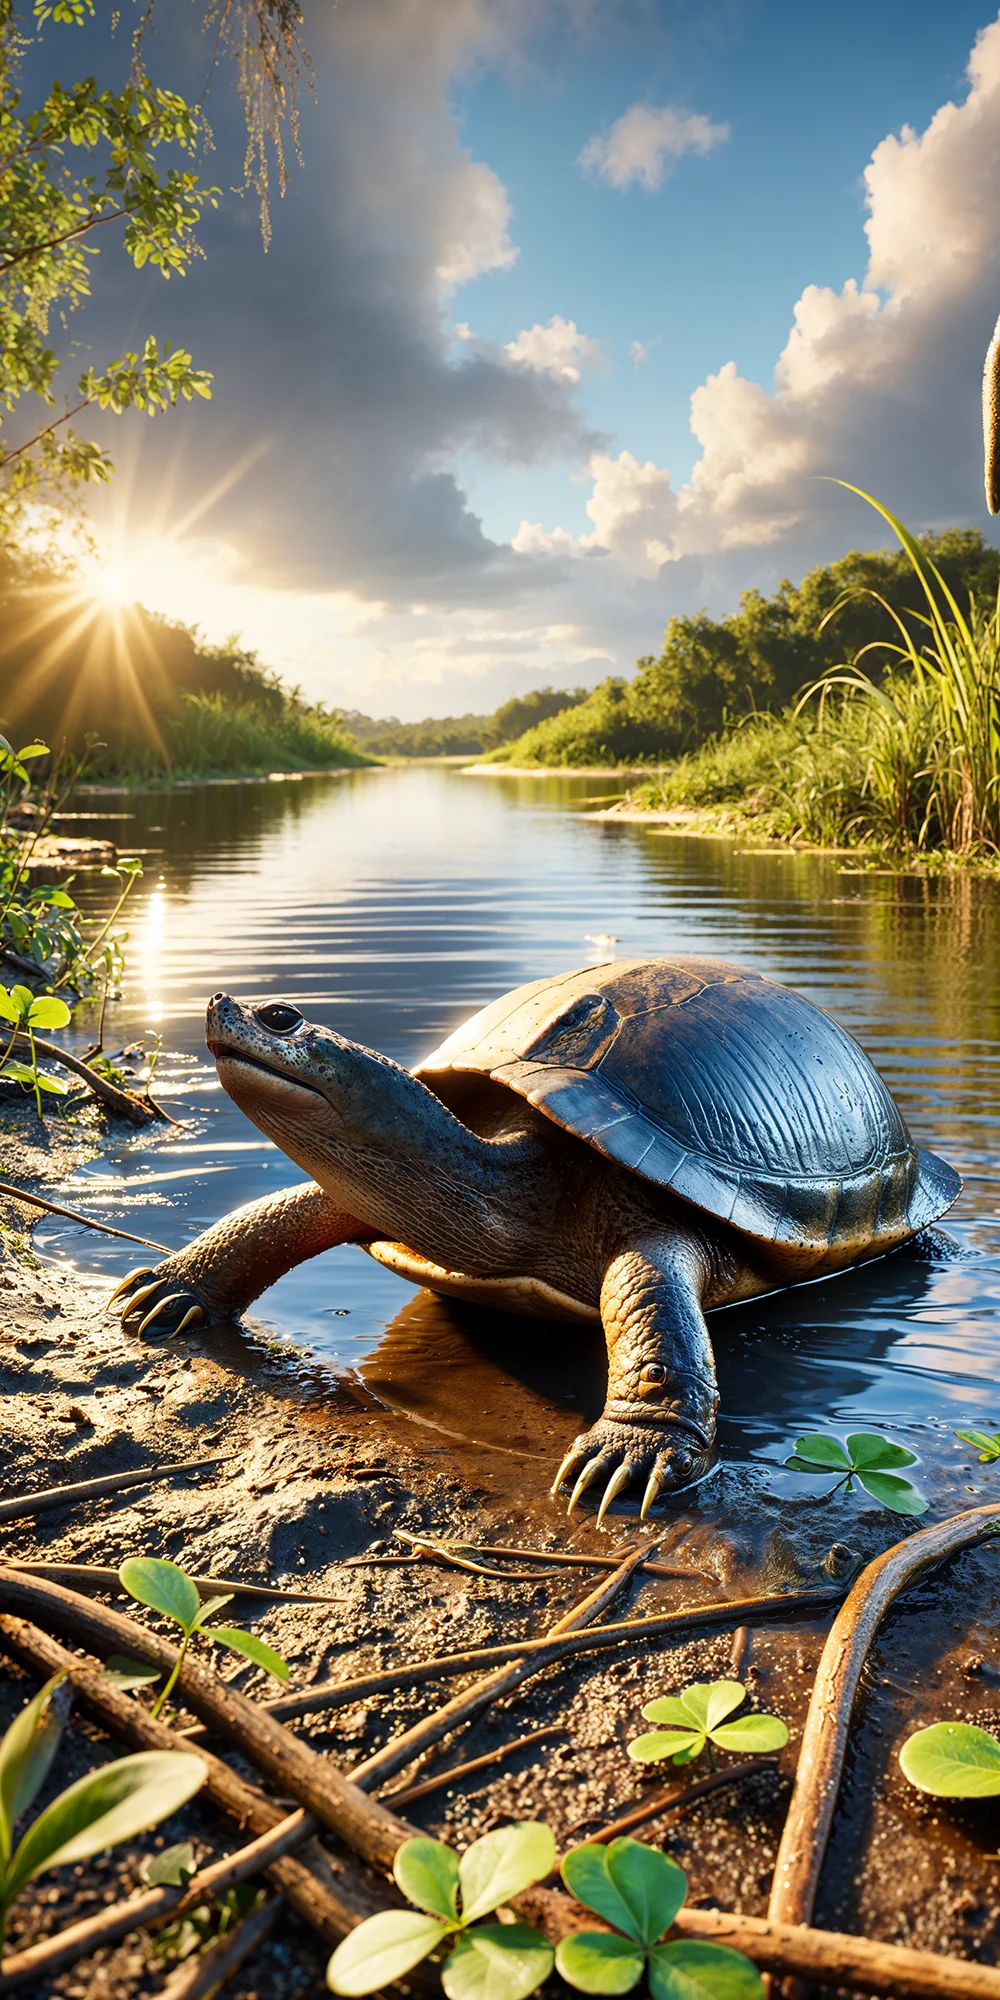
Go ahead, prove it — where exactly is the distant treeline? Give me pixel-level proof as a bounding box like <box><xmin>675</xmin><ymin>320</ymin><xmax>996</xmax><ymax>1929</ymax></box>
<box><xmin>0</xmin><ymin>542</ymin><xmax>365</xmax><ymax>779</ymax></box>
<box><xmin>487</xmin><ymin>529</ymin><xmax>1000</xmax><ymax>766</ymax></box>
<box><xmin>338</xmin><ymin>685</ymin><xmax>590</xmax><ymax>759</ymax></box>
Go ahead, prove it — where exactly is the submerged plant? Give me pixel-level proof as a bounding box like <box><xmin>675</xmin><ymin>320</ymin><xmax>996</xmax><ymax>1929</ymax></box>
<box><xmin>117</xmin><ymin>1557</ymin><xmax>288</xmax><ymax>1719</ymax></box>
<box><xmin>0</xmin><ymin>1672</ymin><xmax>204</xmax><ymax>1947</ymax></box>
<box><xmin>627</xmin><ymin>1680</ymin><xmax>788</xmax><ymax>1770</ymax></box>
<box><xmin>954</xmin><ymin>1429</ymin><xmax>1000</xmax><ymax>1464</ymax></box>
<box><xmin>557</xmin><ymin>1838</ymin><xmax>763</xmax><ymax>1999</ymax></box>
<box><xmin>326</xmin><ymin>1825</ymin><xmax>556</xmax><ymax>2000</ymax></box>
<box><xmin>782</xmin><ymin>1432</ymin><xmax>927</xmax><ymax>1515</ymax></box>
<box><xmin>900</xmin><ymin>1722</ymin><xmax>1000</xmax><ymax>1797</ymax></box>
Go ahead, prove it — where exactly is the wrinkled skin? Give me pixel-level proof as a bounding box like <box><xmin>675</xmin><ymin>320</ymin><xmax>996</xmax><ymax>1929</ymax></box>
<box><xmin>109</xmin><ymin>994</ymin><xmax>810</xmax><ymax>1518</ymax></box>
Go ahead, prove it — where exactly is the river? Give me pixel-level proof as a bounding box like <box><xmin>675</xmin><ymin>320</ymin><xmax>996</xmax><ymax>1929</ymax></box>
<box><xmin>38</xmin><ymin>762</ymin><xmax>1000</xmax><ymax>1512</ymax></box>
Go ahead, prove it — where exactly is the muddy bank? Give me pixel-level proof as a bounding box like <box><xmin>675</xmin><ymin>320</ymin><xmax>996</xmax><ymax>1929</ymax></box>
<box><xmin>2</xmin><ymin>1115</ymin><xmax>1000</xmax><ymax>1995</ymax></box>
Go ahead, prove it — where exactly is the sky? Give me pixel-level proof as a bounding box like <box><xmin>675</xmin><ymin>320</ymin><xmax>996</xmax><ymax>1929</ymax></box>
<box><xmin>38</xmin><ymin>0</ymin><xmax>1000</xmax><ymax>717</ymax></box>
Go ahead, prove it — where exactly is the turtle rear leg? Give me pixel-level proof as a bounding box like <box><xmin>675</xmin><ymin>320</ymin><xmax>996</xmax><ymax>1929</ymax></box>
<box><xmin>109</xmin><ymin>1182</ymin><xmax>365</xmax><ymax>1336</ymax></box>
<box><xmin>552</xmin><ymin>1229</ymin><xmax>719</xmax><ymax>1522</ymax></box>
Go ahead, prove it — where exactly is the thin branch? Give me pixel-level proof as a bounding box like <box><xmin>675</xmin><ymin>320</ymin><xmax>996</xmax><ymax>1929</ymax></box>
<box><xmin>0</xmin><ymin>1455</ymin><xmax>225</xmax><ymax>1524</ymax></box>
<box><xmin>575</xmin><ymin>1755</ymin><xmax>775</xmax><ymax>1845</ymax></box>
<box><xmin>0</xmin><ymin>1178</ymin><xmax>168</xmax><ymax>1252</ymax></box>
<box><xmin>2</xmin><ymin>1559</ymin><xmax>347</xmax><ymax>1607</ymax></box>
<box><xmin>381</xmin><ymin>1726</ymin><xmax>564</xmax><ymax>1809</ymax></box>
<box><xmin>0</xmin><ymin>205</ymin><xmax>128</xmax><ymax>274</ymax></box>
<box><xmin>0</xmin><ymin>398</ymin><xmax>92</xmax><ymax>471</ymax></box>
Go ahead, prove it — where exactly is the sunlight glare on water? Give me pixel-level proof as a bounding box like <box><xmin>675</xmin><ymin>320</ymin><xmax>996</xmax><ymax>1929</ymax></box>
<box><xmin>37</xmin><ymin>764</ymin><xmax>1000</xmax><ymax>1487</ymax></box>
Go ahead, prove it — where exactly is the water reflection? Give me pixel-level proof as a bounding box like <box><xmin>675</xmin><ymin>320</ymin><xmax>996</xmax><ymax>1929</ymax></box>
<box><xmin>35</xmin><ymin>765</ymin><xmax>1000</xmax><ymax>1498</ymax></box>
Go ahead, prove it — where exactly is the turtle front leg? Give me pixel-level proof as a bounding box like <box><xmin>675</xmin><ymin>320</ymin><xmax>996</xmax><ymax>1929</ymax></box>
<box><xmin>108</xmin><ymin>1182</ymin><xmax>365</xmax><ymax>1336</ymax></box>
<box><xmin>552</xmin><ymin>1230</ymin><xmax>718</xmax><ymax>1524</ymax></box>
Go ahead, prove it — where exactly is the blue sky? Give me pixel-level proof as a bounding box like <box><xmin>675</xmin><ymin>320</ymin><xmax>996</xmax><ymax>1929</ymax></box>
<box><xmin>52</xmin><ymin>0</ymin><xmax>1000</xmax><ymax>715</ymax></box>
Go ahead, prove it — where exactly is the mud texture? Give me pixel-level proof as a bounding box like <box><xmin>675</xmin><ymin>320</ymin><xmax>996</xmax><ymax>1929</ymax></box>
<box><xmin>1</xmin><ymin>1107</ymin><xmax>1000</xmax><ymax>1997</ymax></box>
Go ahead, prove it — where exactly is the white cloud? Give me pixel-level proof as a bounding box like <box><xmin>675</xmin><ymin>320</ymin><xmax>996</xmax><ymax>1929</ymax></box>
<box><xmin>579</xmin><ymin>102</ymin><xmax>729</xmax><ymax>192</ymax></box>
<box><xmin>505</xmin><ymin>316</ymin><xmax>606</xmax><ymax>383</ymax></box>
<box><xmin>435</xmin><ymin>158</ymin><xmax>517</xmax><ymax>288</ymax></box>
<box><xmin>629</xmin><ymin>338</ymin><xmax>656</xmax><ymax>369</ymax></box>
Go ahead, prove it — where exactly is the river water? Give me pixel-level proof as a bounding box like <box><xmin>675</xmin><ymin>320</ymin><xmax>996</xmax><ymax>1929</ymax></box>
<box><xmin>38</xmin><ymin>763</ymin><xmax>1000</xmax><ymax>1510</ymax></box>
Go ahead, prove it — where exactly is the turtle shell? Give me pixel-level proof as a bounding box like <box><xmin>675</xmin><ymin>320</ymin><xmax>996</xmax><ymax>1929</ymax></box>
<box><xmin>416</xmin><ymin>956</ymin><xmax>960</xmax><ymax>1255</ymax></box>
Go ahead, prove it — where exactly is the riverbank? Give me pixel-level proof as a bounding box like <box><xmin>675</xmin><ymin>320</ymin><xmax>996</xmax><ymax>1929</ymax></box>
<box><xmin>585</xmin><ymin>796</ymin><xmax>1000</xmax><ymax>872</ymax></box>
<box><xmin>3</xmin><ymin>1093</ymin><xmax>1000</xmax><ymax>1992</ymax></box>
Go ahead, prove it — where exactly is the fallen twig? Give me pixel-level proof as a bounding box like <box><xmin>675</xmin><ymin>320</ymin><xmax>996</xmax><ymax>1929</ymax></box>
<box><xmin>574</xmin><ymin>1756</ymin><xmax>775</xmax><ymax>1844</ymax></box>
<box><xmin>0</xmin><ymin>1808</ymin><xmax>308</xmax><ymax>1990</ymax></box>
<box><xmin>350</xmin><ymin>1539</ymin><xmax>657</xmax><ymax>1792</ymax></box>
<box><xmin>0</xmin><ymin>1572</ymin><xmax>414</xmax><ymax>1873</ymax></box>
<box><xmin>3</xmin><ymin>1559</ymin><xmax>345</xmax><ymax>1606</ymax></box>
<box><xmin>7</xmin><ymin>1027</ymin><xmax>161</xmax><ymax>1124</ymax></box>
<box><xmin>381</xmin><ymin>1724</ymin><xmax>564</xmax><ymax>1808</ymax></box>
<box><xmin>390</xmin><ymin>1532</ymin><xmax>701</xmax><ymax>1582</ymax></box>
<box><xmin>160</xmin><ymin>1894</ymin><xmax>283</xmax><ymax>2000</ymax></box>
<box><xmin>0</xmin><ymin>1457</ymin><xmax>225</xmax><ymax>1525</ymax></box>
<box><xmin>252</xmin><ymin>1581</ymin><xmax>846</xmax><ymax>1727</ymax></box>
<box><xmin>768</xmin><ymin>1502</ymin><xmax>1000</xmax><ymax>1943</ymax></box>
<box><xmin>729</xmin><ymin>1622</ymin><xmax>752</xmax><ymax>1677</ymax></box>
<box><xmin>0</xmin><ymin>1179</ymin><xmax>169</xmax><ymax>1251</ymax></box>
<box><xmin>0</xmin><ymin>1612</ymin><xmax>394</xmax><ymax>1952</ymax></box>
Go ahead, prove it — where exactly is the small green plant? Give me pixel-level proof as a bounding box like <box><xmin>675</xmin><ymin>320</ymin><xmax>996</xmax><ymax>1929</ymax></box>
<box><xmin>557</xmin><ymin>1838</ymin><xmax>763</xmax><ymax>1998</ymax></box>
<box><xmin>117</xmin><ymin>1557</ymin><xmax>289</xmax><ymax>1719</ymax></box>
<box><xmin>0</xmin><ymin>982</ymin><xmax>71</xmax><ymax>1114</ymax></box>
<box><xmin>899</xmin><ymin>1722</ymin><xmax>1000</xmax><ymax>1797</ymax></box>
<box><xmin>782</xmin><ymin>1432</ymin><xmax>927</xmax><ymax>1514</ymax></box>
<box><xmin>326</xmin><ymin>1825</ymin><xmax>556</xmax><ymax>2000</ymax></box>
<box><xmin>627</xmin><ymin>1680</ymin><xmax>788</xmax><ymax>1770</ymax></box>
<box><xmin>954</xmin><ymin>1429</ymin><xmax>1000</xmax><ymax>1464</ymax></box>
<box><xmin>0</xmin><ymin>1672</ymin><xmax>205</xmax><ymax>1947</ymax></box>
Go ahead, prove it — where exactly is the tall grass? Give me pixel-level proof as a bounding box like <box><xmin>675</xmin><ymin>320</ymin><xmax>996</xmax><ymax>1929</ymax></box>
<box><xmin>635</xmin><ymin>490</ymin><xmax>1000</xmax><ymax>856</ymax></box>
<box><xmin>167</xmin><ymin>692</ymin><xmax>366</xmax><ymax>776</ymax></box>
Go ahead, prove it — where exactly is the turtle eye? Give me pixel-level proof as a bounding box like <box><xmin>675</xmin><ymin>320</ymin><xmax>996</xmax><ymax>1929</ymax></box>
<box><xmin>255</xmin><ymin>1002</ymin><xmax>304</xmax><ymax>1035</ymax></box>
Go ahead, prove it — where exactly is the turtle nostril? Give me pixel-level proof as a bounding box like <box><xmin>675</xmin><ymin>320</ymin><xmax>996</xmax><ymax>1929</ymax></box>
<box><xmin>255</xmin><ymin>1001</ymin><xmax>304</xmax><ymax>1035</ymax></box>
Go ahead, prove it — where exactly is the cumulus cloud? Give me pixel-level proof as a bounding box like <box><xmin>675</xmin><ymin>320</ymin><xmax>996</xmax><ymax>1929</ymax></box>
<box><xmin>579</xmin><ymin>102</ymin><xmax>729</xmax><ymax>191</ymax></box>
<box><xmin>505</xmin><ymin>316</ymin><xmax>606</xmax><ymax>382</ymax></box>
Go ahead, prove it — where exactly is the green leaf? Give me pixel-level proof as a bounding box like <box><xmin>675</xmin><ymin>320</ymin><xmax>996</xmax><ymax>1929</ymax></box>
<box><xmin>15</xmin><ymin>746</ymin><xmax>49</xmax><ymax>762</ymax></box>
<box><xmin>10</xmin><ymin>987</ymin><xmax>35</xmax><ymax>1021</ymax></box>
<box><xmin>845</xmin><ymin>1433</ymin><xmax>917</xmax><ymax>1470</ymax></box>
<box><xmin>394</xmin><ymin>1837</ymin><xmax>460</xmax><ymax>1921</ymax></box>
<box><xmin>855</xmin><ymin>1472</ymin><xmax>928</xmax><ymax>1515</ymax></box>
<box><xmin>899</xmin><ymin>1722</ymin><xmax>1000</xmax><ymax>1797</ymax></box>
<box><xmin>642</xmin><ymin>1697</ymin><xmax>697</xmax><ymax>1729</ymax></box>
<box><xmin>6</xmin><ymin>1750</ymin><xmax>206</xmax><ymax>1901</ymax></box>
<box><xmin>627</xmin><ymin>1729</ymin><xmax>705</xmax><ymax>1765</ymax></box>
<box><xmin>787</xmin><ymin>1434</ymin><xmax>851</xmax><ymax>1470</ymax></box>
<box><xmin>326</xmin><ymin>1911</ymin><xmax>452</xmax><ymax>1994</ymax></box>
<box><xmin>0</xmin><ymin>990</ymin><xmax>19</xmax><ymax>1025</ymax></box>
<box><xmin>649</xmin><ymin>1940</ymin><xmax>765</xmax><ymax>2000</ymax></box>
<box><xmin>118</xmin><ymin>1557</ymin><xmax>200</xmax><ymax>1633</ymax></box>
<box><xmin>783</xmin><ymin>1457</ymin><xmax>844</xmax><ymax>1477</ymax></box>
<box><xmin>711</xmin><ymin>1714</ymin><xmax>789</xmax><ymax>1754</ymax></box>
<box><xmin>680</xmin><ymin>1683</ymin><xmax>745</xmax><ymax>1733</ymax></box>
<box><xmin>145</xmin><ymin>1839</ymin><xmax>196</xmax><ymax>1886</ymax></box>
<box><xmin>102</xmin><ymin>1655</ymin><xmax>161</xmax><ymax>1690</ymax></box>
<box><xmin>190</xmin><ymin>1594</ymin><xmax>234</xmax><ymax>1628</ymax></box>
<box><xmin>442</xmin><ymin>1926</ymin><xmax>554</xmax><ymax>2000</ymax></box>
<box><xmin>561</xmin><ymin>1843</ymin><xmax>648</xmax><ymax>1942</ymax></box>
<box><xmin>555</xmin><ymin>1932</ymin><xmax>646</xmax><ymax>1995</ymax></box>
<box><xmin>459</xmin><ymin>1823</ymin><xmax>556</xmax><ymax>1924</ymax></box>
<box><xmin>955</xmin><ymin>1431</ymin><xmax>1000</xmax><ymax>1463</ymax></box>
<box><xmin>605</xmin><ymin>1840</ymin><xmax>688</xmax><ymax>1949</ymax></box>
<box><xmin>0</xmin><ymin>1675</ymin><xmax>68</xmax><ymax>1867</ymax></box>
<box><xmin>205</xmin><ymin>1627</ymin><xmax>289</xmax><ymax>1682</ymax></box>
<box><xmin>27</xmin><ymin>995</ymin><xmax>71</xmax><ymax>1030</ymax></box>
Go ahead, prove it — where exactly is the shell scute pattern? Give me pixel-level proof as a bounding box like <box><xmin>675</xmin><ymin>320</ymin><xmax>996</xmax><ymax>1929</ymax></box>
<box><xmin>416</xmin><ymin>956</ymin><xmax>960</xmax><ymax>1253</ymax></box>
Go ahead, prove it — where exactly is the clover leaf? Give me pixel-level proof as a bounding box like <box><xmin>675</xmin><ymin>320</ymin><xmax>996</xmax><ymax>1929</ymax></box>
<box><xmin>557</xmin><ymin>1840</ymin><xmax>763</xmax><ymax>1998</ymax></box>
<box><xmin>782</xmin><ymin>1430</ymin><xmax>927</xmax><ymax>1514</ymax></box>
<box><xmin>955</xmin><ymin>1430</ymin><xmax>1000</xmax><ymax>1464</ymax></box>
<box><xmin>899</xmin><ymin>1722</ymin><xmax>1000</xmax><ymax>1797</ymax></box>
<box><xmin>627</xmin><ymin>1680</ymin><xmax>788</xmax><ymax>1770</ymax></box>
<box><xmin>326</xmin><ymin>1826</ymin><xmax>555</xmax><ymax>1999</ymax></box>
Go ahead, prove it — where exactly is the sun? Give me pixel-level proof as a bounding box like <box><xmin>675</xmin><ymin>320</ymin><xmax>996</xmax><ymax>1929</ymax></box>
<box><xmin>92</xmin><ymin>566</ymin><xmax>132</xmax><ymax>607</ymax></box>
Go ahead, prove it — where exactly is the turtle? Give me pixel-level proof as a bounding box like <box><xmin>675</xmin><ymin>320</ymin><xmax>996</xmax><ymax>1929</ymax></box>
<box><xmin>108</xmin><ymin>956</ymin><xmax>960</xmax><ymax>1521</ymax></box>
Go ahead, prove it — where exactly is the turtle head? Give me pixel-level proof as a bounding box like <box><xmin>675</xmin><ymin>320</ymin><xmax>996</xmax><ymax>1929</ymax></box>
<box><xmin>205</xmin><ymin>991</ymin><xmax>494</xmax><ymax>1242</ymax></box>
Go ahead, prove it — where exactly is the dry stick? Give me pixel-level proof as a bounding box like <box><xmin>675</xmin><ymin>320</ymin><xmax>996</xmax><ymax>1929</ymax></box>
<box><xmin>159</xmin><ymin>1895</ymin><xmax>284</xmax><ymax>2000</ymax></box>
<box><xmin>382</xmin><ymin>1724</ymin><xmax>564</xmax><ymax>1809</ymax></box>
<box><xmin>0</xmin><ymin>1614</ymin><xmax>391</xmax><ymax>1961</ymax></box>
<box><xmin>728</xmin><ymin>1622</ymin><xmax>752</xmax><ymax>1678</ymax></box>
<box><xmin>768</xmin><ymin>1502</ymin><xmax>1000</xmax><ymax>1942</ymax></box>
<box><xmin>349</xmin><ymin>1540</ymin><xmax>656</xmax><ymax>1794</ymax></box>
<box><xmin>391</xmin><ymin>1534</ymin><xmax>701</xmax><ymax>1582</ymax></box>
<box><xmin>579</xmin><ymin>1755</ymin><xmax>775</xmax><ymax>1845</ymax></box>
<box><xmin>254</xmin><ymin>1581</ymin><xmax>845</xmax><ymax>1728</ymax></box>
<box><xmin>0</xmin><ymin>1457</ymin><xmax>224</xmax><ymax>1525</ymax></box>
<box><xmin>0</xmin><ymin>1571</ymin><xmax>414</xmax><ymax>1873</ymax></box>
<box><xmin>2</xmin><ymin>1559</ymin><xmax>346</xmax><ymax>1607</ymax></box>
<box><xmin>674</xmin><ymin>1907</ymin><xmax>1000</xmax><ymax>2000</ymax></box>
<box><xmin>0</xmin><ymin>1810</ymin><xmax>309</xmax><ymax>1991</ymax></box>
<box><xmin>7</xmin><ymin>1027</ymin><xmax>159</xmax><ymax>1124</ymax></box>
<box><xmin>0</xmin><ymin>1179</ymin><xmax>169</xmax><ymax>1252</ymax></box>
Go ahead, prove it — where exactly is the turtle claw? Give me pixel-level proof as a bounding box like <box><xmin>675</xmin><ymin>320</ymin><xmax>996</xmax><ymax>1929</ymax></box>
<box><xmin>106</xmin><ymin>1267</ymin><xmax>153</xmax><ymax>1310</ymax></box>
<box><xmin>551</xmin><ymin>1415</ymin><xmax>712</xmax><ymax>1519</ymax></box>
<box><xmin>136</xmin><ymin>1292</ymin><xmax>202</xmax><ymax>1338</ymax></box>
<box><xmin>567</xmin><ymin>1453</ymin><xmax>613</xmax><ymax>1516</ymax></box>
<box><xmin>596</xmin><ymin>1461</ymin><xmax>636</xmax><ymax>1528</ymax></box>
<box><xmin>551</xmin><ymin>1441</ymin><xmax>587</xmax><ymax>1499</ymax></box>
<box><xmin>641</xmin><ymin>1468</ymin><xmax>665</xmax><ymax>1520</ymax></box>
